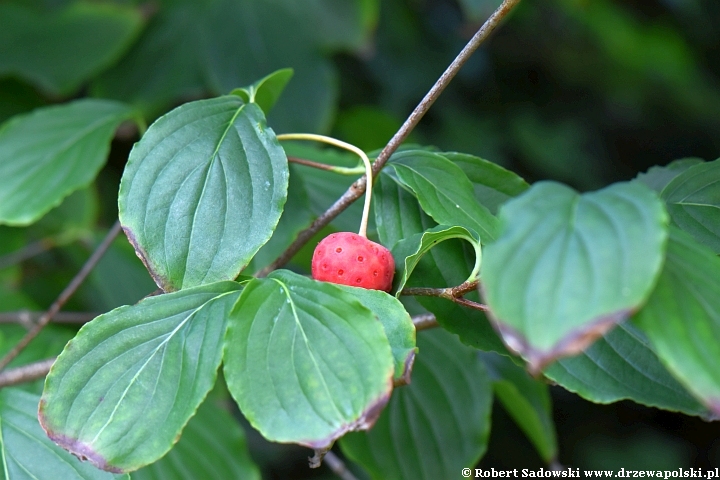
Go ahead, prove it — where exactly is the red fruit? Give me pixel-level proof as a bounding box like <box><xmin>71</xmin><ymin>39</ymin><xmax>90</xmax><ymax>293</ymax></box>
<box><xmin>311</xmin><ymin>232</ymin><xmax>395</xmax><ymax>292</ymax></box>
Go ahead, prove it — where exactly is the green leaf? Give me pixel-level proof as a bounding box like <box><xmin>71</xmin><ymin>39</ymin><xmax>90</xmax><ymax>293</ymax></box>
<box><xmin>0</xmin><ymin>99</ymin><xmax>135</xmax><ymax>226</ymax></box>
<box><xmin>335</xmin><ymin>285</ymin><xmax>416</xmax><ymax>383</ymax></box>
<box><xmin>482</xmin><ymin>181</ymin><xmax>668</xmax><ymax>372</ymax></box>
<box><xmin>392</xmin><ymin>224</ymin><xmax>482</xmax><ymax>295</ymax></box>
<box><xmin>39</xmin><ymin>281</ymin><xmax>243</xmax><ymax>473</ymax></box>
<box><xmin>634</xmin><ymin>228</ymin><xmax>720</xmax><ymax>416</ymax></box>
<box><xmin>389</xmin><ymin>150</ymin><xmax>500</xmax><ymax>242</ymax></box>
<box><xmin>118</xmin><ymin>96</ymin><xmax>288</xmax><ymax>292</ymax></box>
<box><xmin>373</xmin><ymin>174</ymin><xmax>506</xmax><ymax>353</ymax></box>
<box><xmin>0</xmin><ymin>2</ymin><xmax>143</xmax><ymax>96</ymax></box>
<box><xmin>340</xmin><ymin>329</ymin><xmax>492</xmax><ymax>480</ymax></box>
<box><xmin>0</xmin><ymin>388</ymin><xmax>127</xmax><ymax>480</ymax></box>
<box><xmin>131</xmin><ymin>397</ymin><xmax>260</xmax><ymax>480</ymax></box>
<box><xmin>30</xmin><ymin>187</ymin><xmax>98</xmax><ymax>245</ymax></box>
<box><xmin>230</xmin><ymin>68</ymin><xmax>294</xmax><ymax>115</ymax></box>
<box><xmin>244</xmin><ymin>165</ymin><xmax>313</xmax><ymax>274</ymax></box>
<box><xmin>93</xmin><ymin>0</ymin><xmax>377</xmax><ymax>132</ymax></box>
<box><xmin>660</xmin><ymin>159</ymin><xmax>720</xmax><ymax>253</ymax></box>
<box><xmin>441</xmin><ymin>152</ymin><xmax>530</xmax><ymax>214</ymax></box>
<box><xmin>223</xmin><ymin>270</ymin><xmax>394</xmax><ymax>448</ymax></box>
<box><xmin>634</xmin><ymin>158</ymin><xmax>704</xmax><ymax>193</ymax></box>
<box><xmin>481</xmin><ymin>353</ymin><xmax>558</xmax><ymax>462</ymax></box>
<box><xmin>544</xmin><ymin>322</ymin><xmax>707</xmax><ymax>417</ymax></box>
<box><xmin>373</xmin><ymin>172</ymin><xmax>429</xmax><ymax>249</ymax></box>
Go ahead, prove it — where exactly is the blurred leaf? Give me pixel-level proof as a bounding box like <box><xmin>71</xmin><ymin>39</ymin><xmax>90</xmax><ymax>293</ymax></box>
<box><xmin>118</xmin><ymin>97</ymin><xmax>288</xmax><ymax>292</ymax></box>
<box><xmin>634</xmin><ymin>228</ymin><xmax>720</xmax><ymax>416</ymax></box>
<box><xmin>223</xmin><ymin>270</ymin><xmax>394</xmax><ymax>448</ymax></box>
<box><xmin>389</xmin><ymin>150</ymin><xmax>499</xmax><ymax>242</ymax></box>
<box><xmin>77</xmin><ymin>235</ymin><xmax>157</xmax><ymax>312</ymax></box>
<box><xmin>131</xmin><ymin>398</ymin><xmax>260</xmax><ymax>480</ymax></box>
<box><xmin>482</xmin><ymin>181</ymin><xmax>668</xmax><ymax>372</ymax></box>
<box><xmin>340</xmin><ymin>329</ymin><xmax>492</xmax><ymax>480</ymax></box>
<box><xmin>336</xmin><ymin>285</ymin><xmax>416</xmax><ymax>382</ymax></box>
<box><xmin>0</xmin><ymin>2</ymin><xmax>143</xmax><ymax>96</ymax></box>
<box><xmin>335</xmin><ymin>106</ymin><xmax>403</xmax><ymax>152</ymax></box>
<box><xmin>634</xmin><ymin>158</ymin><xmax>704</xmax><ymax>193</ymax></box>
<box><xmin>482</xmin><ymin>352</ymin><xmax>558</xmax><ymax>462</ymax></box>
<box><xmin>93</xmin><ymin>0</ymin><xmax>377</xmax><ymax>132</ymax></box>
<box><xmin>0</xmin><ymin>99</ymin><xmax>135</xmax><ymax>226</ymax></box>
<box><xmin>40</xmin><ymin>281</ymin><xmax>243</xmax><ymax>473</ymax></box>
<box><xmin>30</xmin><ymin>187</ymin><xmax>98</xmax><ymax>245</ymax></box>
<box><xmin>661</xmin><ymin>159</ymin><xmax>720</xmax><ymax>254</ymax></box>
<box><xmin>392</xmin><ymin>224</ymin><xmax>481</xmax><ymax>295</ymax></box>
<box><xmin>545</xmin><ymin>322</ymin><xmax>706</xmax><ymax>417</ymax></box>
<box><xmin>0</xmin><ymin>388</ymin><xmax>127</xmax><ymax>480</ymax></box>
<box><xmin>458</xmin><ymin>0</ymin><xmax>502</xmax><ymax>22</ymax></box>
<box><xmin>230</xmin><ymin>68</ymin><xmax>294</xmax><ymax>115</ymax></box>
<box><xmin>441</xmin><ymin>152</ymin><xmax>529</xmax><ymax>214</ymax></box>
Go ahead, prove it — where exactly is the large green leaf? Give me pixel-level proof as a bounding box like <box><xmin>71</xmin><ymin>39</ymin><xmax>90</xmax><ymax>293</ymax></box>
<box><xmin>223</xmin><ymin>270</ymin><xmax>394</xmax><ymax>448</ymax></box>
<box><xmin>131</xmin><ymin>398</ymin><xmax>260</xmax><ymax>480</ymax></box>
<box><xmin>244</xmin><ymin>165</ymin><xmax>313</xmax><ymax>274</ymax></box>
<box><xmin>482</xmin><ymin>181</ymin><xmax>668</xmax><ymax>372</ymax></box>
<box><xmin>374</xmin><ymin>173</ymin><xmax>506</xmax><ymax>353</ymax></box>
<box><xmin>0</xmin><ymin>388</ymin><xmax>127</xmax><ymax>480</ymax></box>
<box><xmin>340</xmin><ymin>329</ymin><xmax>492</xmax><ymax>480</ymax></box>
<box><xmin>0</xmin><ymin>99</ymin><xmax>135</xmax><ymax>226</ymax></box>
<box><xmin>0</xmin><ymin>2</ymin><xmax>143</xmax><ymax>96</ymax></box>
<box><xmin>39</xmin><ymin>281</ymin><xmax>243</xmax><ymax>473</ymax></box>
<box><xmin>373</xmin><ymin>172</ymin><xmax>428</xmax><ymax>249</ymax></box>
<box><xmin>660</xmin><ymin>159</ymin><xmax>720</xmax><ymax>253</ymax></box>
<box><xmin>118</xmin><ymin>96</ymin><xmax>288</xmax><ymax>292</ymax></box>
<box><xmin>441</xmin><ymin>152</ymin><xmax>529</xmax><ymax>214</ymax></box>
<box><xmin>336</xmin><ymin>285</ymin><xmax>416</xmax><ymax>383</ymax></box>
<box><xmin>392</xmin><ymin>224</ymin><xmax>482</xmax><ymax>295</ymax></box>
<box><xmin>93</xmin><ymin>0</ymin><xmax>377</xmax><ymax>132</ymax></box>
<box><xmin>481</xmin><ymin>353</ymin><xmax>558</xmax><ymax>463</ymax></box>
<box><xmin>389</xmin><ymin>150</ymin><xmax>500</xmax><ymax>242</ymax></box>
<box><xmin>545</xmin><ymin>322</ymin><xmax>706</xmax><ymax>417</ymax></box>
<box><xmin>635</xmin><ymin>158</ymin><xmax>704</xmax><ymax>193</ymax></box>
<box><xmin>634</xmin><ymin>228</ymin><xmax>720</xmax><ymax>416</ymax></box>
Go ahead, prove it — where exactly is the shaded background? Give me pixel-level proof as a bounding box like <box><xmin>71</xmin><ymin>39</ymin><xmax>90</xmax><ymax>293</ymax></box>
<box><xmin>1</xmin><ymin>0</ymin><xmax>719</xmax><ymax>477</ymax></box>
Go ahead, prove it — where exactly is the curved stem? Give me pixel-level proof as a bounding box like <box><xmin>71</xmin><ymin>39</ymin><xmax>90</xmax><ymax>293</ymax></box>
<box><xmin>467</xmin><ymin>240</ymin><xmax>483</xmax><ymax>283</ymax></box>
<box><xmin>277</xmin><ymin>133</ymin><xmax>373</xmax><ymax>238</ymax></box>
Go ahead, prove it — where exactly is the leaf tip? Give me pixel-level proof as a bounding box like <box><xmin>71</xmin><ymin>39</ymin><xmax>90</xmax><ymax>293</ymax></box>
<box><xmin>121</xmin><ymin>225</ymin><xmax>174</xmax><ymax>292</ymax></box>
<box><xmin>490</xmin><ymin>311</ymin><xmax>630</xmax><ymax>376</ymax></box>
<box><xmin>38</xmin><ymin>403</ymin><xmax>124</xmax><ymax>474</ymax></box>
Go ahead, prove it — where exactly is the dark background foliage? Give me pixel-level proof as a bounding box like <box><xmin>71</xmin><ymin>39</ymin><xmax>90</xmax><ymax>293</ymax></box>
<box><xmin>1</xmin><ymin>0</ymin><xmax>719</xmax><ymax>477</ymax></box>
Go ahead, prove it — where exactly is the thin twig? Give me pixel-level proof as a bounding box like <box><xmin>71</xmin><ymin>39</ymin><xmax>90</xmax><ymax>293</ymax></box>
<box><xmin>0</xmin><ymin>357</ymin><xmax>56</xmax><ymax>388</ymax></box>
<box><xmin>412</xmin><ymin>313</ymin><xmax>439</xmax><ymax>331</ymax></box>
<box><xmin>0</xmin><ymin>237</ymin><xmax>57</xmax><ymax>269</ymax></box>
<box><xmin>402</xmin><ymin>280</ymin><xmax>489</xmax><ymax>311</ymax></box>
<box><xmin>0</xmin><ymin>221</ymin><xmax>122</xmax><ymax>372</ymax></box>
<box><xmin>0</xmin><ymin>311</ymin><xmax>99</xmax><ymax>324</ymax></box>
<box><xmin>258</xmin><ymin>0</ymin><xmax>521</xmax><ymax>276</ymax></box>
<box><xmin>324</xmin><ymin>451</ymin><xmax>359</xmax><ymax>480</ymax></box>
<box><xmin>288</xmin><ymin>156</ymin><xmax>338</xmax><ymax>171</ymax></box>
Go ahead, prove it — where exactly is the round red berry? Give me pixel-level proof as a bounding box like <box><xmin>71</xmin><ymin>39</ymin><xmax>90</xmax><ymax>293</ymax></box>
<box><xmin>311</xmin><ymin>232</ymin><xmax>395</xmax><ymax>292</ymax></box>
